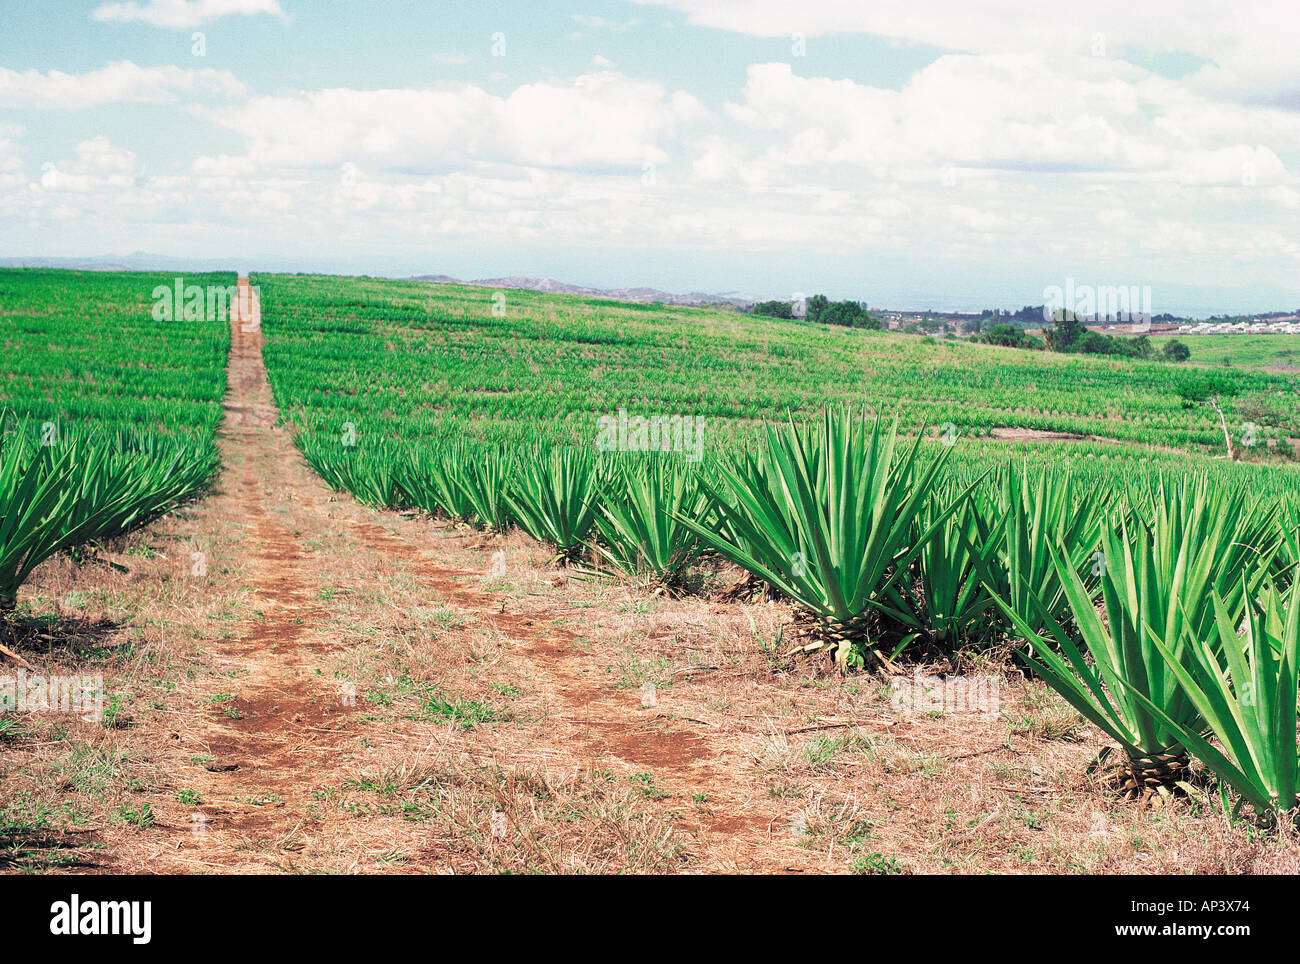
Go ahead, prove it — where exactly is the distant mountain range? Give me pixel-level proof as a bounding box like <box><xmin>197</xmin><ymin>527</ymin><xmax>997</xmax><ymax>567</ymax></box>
<box><xmin>410</xmin><ymin>273</ymin><xmax>754</xmax><ymax>308</ymax></box>
<box><xmin>0</xmin><ymin>252</ymin><xmax>239</xmax><ymax>272</ymax></box>
<box><xmin>0</xmin><ymin>254</ymin><xmax>753</xmax><ymax>308</ymax></box>
<box><xmin>7</xmin><ymin>256</ymin><xmax>1289</xmax><ymax>318</ymax></box>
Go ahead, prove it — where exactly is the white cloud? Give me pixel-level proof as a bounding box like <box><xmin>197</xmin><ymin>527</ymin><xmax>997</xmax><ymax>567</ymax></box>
<box><xmin>0</xmin><ymin>125</ymin><xmax>24</xmax><ymax>191</ymax></box>
<box><xmin>632</xmin><ymin>0</ymin><xmax>1300</xmax><ymax>108</ymax></box>
<box><xmin>0</xmin><ymin>61</ymin><xmax>245</xmax><ymax>109</ymax></box>
<box><xmin>91</xmin><ymin>0</ymin><xmax>284</xmax><ymax>29</ymax></box>
<box><xmin>191</xmin><ymin>154</ymin><xmax>258</xmax><ymax>177</ymax></box>
<box><xmin>72</xmin><ymin>135</ymin><xmax>137</xmax><ymax>176</ymax></box>
<box><xmin>719</xmin><ymin>57</ymin><xmax>1300</xmax><ymax>181</ymax></box>
<box><xmin>26</xmin><ymin>136</ymin><xmax>137</xmax><ymax>196</ymax></box>
<box><xmin>1175</xmin><ymin>146</ymin><xmax>1289</xmax><ymax>186</ymax></box>
<box><xmin>4</xmin><ymin>31</ymin><xmax>1297</xmax><ymax>296</ymax></box>
<box><xmin>0</xmin><ymin>125</ymin><xmax>22</xmax><ymax>167</ymax></box>
<box><xmin>201</xmin><ymin>71</ymin><xmax>709</xmax><ymax>172</ymax></box>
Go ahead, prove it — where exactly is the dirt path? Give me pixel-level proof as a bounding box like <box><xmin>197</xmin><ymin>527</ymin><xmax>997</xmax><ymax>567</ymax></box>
<box><xmin>340</xmin><ymin>518</ymin><xmax>805</xmax><ymax>870</ymax></box>
<box><xmin>110</xmin><ymin>276</ymin><xmax>814</xmax><ymax>872</ymax></box>
<box><xmin>6</xmin><ymin>280</ymin><xmax>1291</xmax><ymax>876</ymax></box>
<box><xmin>125</xmin><ymin>279</ymin><xmax>362</xmax><ymax>868</ymax></box>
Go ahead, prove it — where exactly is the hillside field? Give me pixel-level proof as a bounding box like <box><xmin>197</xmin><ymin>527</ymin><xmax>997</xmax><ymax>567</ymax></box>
<box><xmin>1</xmin><ymin>268</ymin><xmax>1299</xmax><ymax>876</ymax></box>
<box><xmin>262</xmin><ymin>274</ymin><xmax>1299</xmax><ymax>458</ymax></box>
<box><xmin>1151</xmin><ymin>333</ymin><xmax>1300</xmax><ymax>372</ymax></box>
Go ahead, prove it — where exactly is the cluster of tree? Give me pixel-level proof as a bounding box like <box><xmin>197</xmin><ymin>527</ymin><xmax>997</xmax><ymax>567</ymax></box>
<box><xmin>957</xmin><ymin>305</ymin><xmax>1048</xmax><ymax>334</ymax></box>
<box><xmin>966</xmin><ymin>305</ymin><xmax>1044</xmax><ymax>323</ymax></box>
<box><xmin>1045</xmin><ymin>317</ymin><xmax>1149</xmax><ymax>358</ymax></box>
<box><xmin>801</xmin><ymin>294</ymin><xmax>882</xmax><ymax>328</ymax></box>
<box><xmin>1043</xmin><ymin>311</ymin><xmax>1189</xmax><ymax>362</ymax></box>
<box><xmin>1001</xmin><ymin>305</ymin><xmax>1048</xmax><ymax>323</ymax></box>
<box><xmin>750</xmin><ymin>300</ymin><xmax>795</xmax><ymax>319</ymax></box>
<box><xmin>750</xmin><ymin>294</ymin><xmax>882</xmax><ymax>329</ymax></box>
<box><xmin>822</xmin><ymin>300</ymin><xmax>881</xmax><ymax>328</ymax></box>
<box><xmin>970</xmin><ymin>324</ymin><xmax>1044</xmax><ymax>350</ymax></box>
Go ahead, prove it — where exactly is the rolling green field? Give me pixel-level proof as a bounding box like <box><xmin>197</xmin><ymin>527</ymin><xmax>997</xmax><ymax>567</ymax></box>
<box><xmin>253</xmin><ymin>271</ymin><xmax>1300</xmax><ymax>577</ymax></box>
<box><xmin>0</xmin><ymin>269</ymin><xmax>228</xmax><ymax>608</ymax></box>
<box><xmin>1152</xmin><ymin>333</ymin><xmax>1300</xmax><ymax>372</ymax></box>
<box><xmin>2</xmin><ymin>268</ymin><xmax>1299</xmax><ymax>826</ymax></box>
<box><xmin>253</xmin><ymin>272</ymin><xmax>1300</xmax><ymax>814</ymax></box>
<box><xmin>260</xmin><ymin>273</ymin><xmax>1300</xmax><ymax>462</ymax></box>
<box><xmin>0</xmin><ymin>269</ymin><xmax>230</xmax><ymax>435</ymax></box>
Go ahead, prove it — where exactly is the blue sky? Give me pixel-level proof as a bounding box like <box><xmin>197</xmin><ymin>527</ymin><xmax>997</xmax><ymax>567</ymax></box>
<box><xmin>1</xmin><ymin>0</ymin><xmax>1298</xmax><ymax>314</ymax></box>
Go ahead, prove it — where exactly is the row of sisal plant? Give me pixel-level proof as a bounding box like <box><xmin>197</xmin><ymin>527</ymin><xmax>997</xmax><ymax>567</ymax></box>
<box><xmin>301</xmin><ymin>410</ymin><xmax>1300</xmax><ymax>817</ymax></box>
<box><xmin>0</xmin><ymin>415</ymin><xmax>219</xmax><ymax>615</ymax></box>
<box><xmin>302</xmin><ymin>435</ymin><xmax>713</xmax><ymax>588</ymax></box>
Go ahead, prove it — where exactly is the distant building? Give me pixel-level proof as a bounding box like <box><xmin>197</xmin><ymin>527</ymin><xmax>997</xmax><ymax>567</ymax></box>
<box><xmin>1176</xmin><ymin>319</ymin><xmax>1300</xmax><ymax>335</ymax></box>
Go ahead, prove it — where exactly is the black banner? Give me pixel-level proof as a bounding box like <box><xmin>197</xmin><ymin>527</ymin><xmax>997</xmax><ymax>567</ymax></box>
<box><xmin>0</xmin><ymin>873</ymin><xmax>1275</xmax><ymax>950</ymax></box>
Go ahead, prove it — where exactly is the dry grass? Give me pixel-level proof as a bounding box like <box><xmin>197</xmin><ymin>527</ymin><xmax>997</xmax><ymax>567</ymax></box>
<box><xmin>4</xmin><ymin>489</ymin><xmax>1295</xmax><ymax>874</ymax></box>
<box><xmin>2</xmin><ymin>327</ymin><xmax>1296</xmax><ymax>874</ymax></box>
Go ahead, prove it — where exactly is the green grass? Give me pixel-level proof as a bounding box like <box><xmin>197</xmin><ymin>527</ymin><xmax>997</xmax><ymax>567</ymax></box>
<box><xmin>258</xmin><ymin>273</ymin><xmax>1297</xmax><ymax>455</ymax></box>
<box><xmin>1151</xmin><ymin>334</ymin><xmax>1300</xmax><ymax>371</ymax></box>
<box><xmin>417</xmin><ymin>694</ymin><xmax>506</xmax><ymax>729</ymax></box>
<box><xmin>0</xmin><ymin>269</ymin><xmax>229</xmax><ymax>609</ymax></box>
<box><xmin>0</xmin><ymin>269</ymin><xmax>230</xmax><ymax>435</ymax></box>
<box><xmin>255</xmin><ymin>272</ymin><xmax>1300</xmax><ymax>535</ymax></box>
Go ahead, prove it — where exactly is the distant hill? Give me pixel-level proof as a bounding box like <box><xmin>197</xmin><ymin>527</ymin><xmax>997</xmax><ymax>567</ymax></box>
<box><xmin>411</xmin><ymin>273</ymin><xmax>753</xmax><ymax>309</ymax></box>
<box><xmin>0</xmin><ymin>256</ymin><xmax>753</xmax><ymax>308</ymax></box>
<box><xmin>0</xmin><ymin>252</ymin><xmax>237</xmax><ymax>272</ymax></box>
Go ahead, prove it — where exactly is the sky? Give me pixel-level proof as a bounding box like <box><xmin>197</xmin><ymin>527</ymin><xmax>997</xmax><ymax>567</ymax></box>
<box><xmin>1</xmin><ymin>0</ymin><xmax>1298</xmax><ymax>315</ymax></box>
